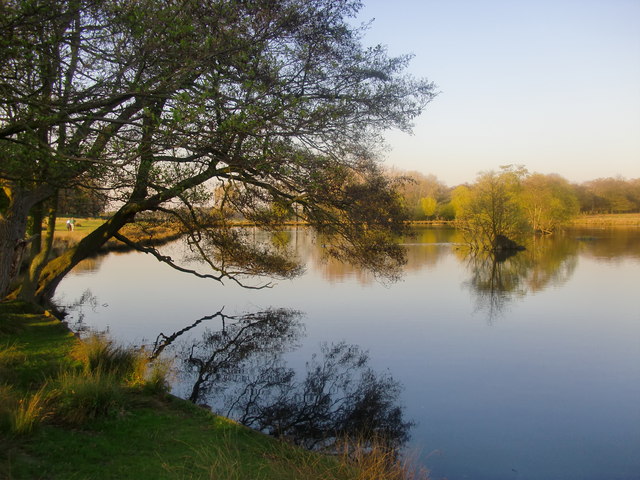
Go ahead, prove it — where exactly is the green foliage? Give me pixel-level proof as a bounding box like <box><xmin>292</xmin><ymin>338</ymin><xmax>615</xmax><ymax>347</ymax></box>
<box><xmin>578</xmin><ymin>177</ymin><xmax>640</xmax><ymax>213</ymax></box>
<box><xmin>1</xmin><ymin>0</ymin><xmax>436</xmax><ymax>301</ymax></box>
<box><xmin>520</xmin><ymin>173</ymin><xmax>579</xmax><ymax>233</ymax></box>
<box><xmin>57</xmin><ymin>186</ymin><xmax>107</xmax><ymax>217</ymax></box>
<box><xmin>436</xmin><ymin>201</ymin><xmax>456</xmax><ymax>220</ymax></box>
<box><xmin>419</xmin><ymin>197</ymin><xmax>438</xmax><ymax>218</ymax></box>
<box><xmin>455</xmin><ymin>166</ymin><xmax>529</xmax><ymax>249</ymax></box>
<box><xmin>390</xmin><ymin>170</ymin><xmax>449</xmax><ymax>221</ymax></box>
<box><xmin>450</xmin><ymin>184</ymin><xmax>472</xmax><ymax>219</ymax></box>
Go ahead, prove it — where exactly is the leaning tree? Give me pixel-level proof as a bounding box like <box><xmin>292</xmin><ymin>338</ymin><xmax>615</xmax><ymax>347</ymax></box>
<box><xmin>0</xmin><ymin>0</ymin><xmax>437</xmax><ymax>302</ymax></box>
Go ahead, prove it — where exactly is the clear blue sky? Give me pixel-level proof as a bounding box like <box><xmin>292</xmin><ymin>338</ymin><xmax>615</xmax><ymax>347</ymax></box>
<box><xmin>355</xmin><ymin>0</ymin><xmax>640</xmax><ymax>186</ymax></box>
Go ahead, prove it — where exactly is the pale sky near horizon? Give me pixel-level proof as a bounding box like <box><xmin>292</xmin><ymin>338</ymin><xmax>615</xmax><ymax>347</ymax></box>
<box><xmin>355</xmin><ymin>0</ymin><xmax>640</xmax><ymax>186</ymax></box>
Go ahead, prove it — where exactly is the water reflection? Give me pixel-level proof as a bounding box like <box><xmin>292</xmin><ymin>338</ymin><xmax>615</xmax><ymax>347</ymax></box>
<box><xmin>569</xmin><ymin>226</ymin><xmax>640</xmax><ymax>261</ymax></box>
<box><xmin>219</xmin><ymin>341</ymin><xmax>412</xmax><ymax>451</ymax></box>
<box><xmin>462</xmin><ymin>235</ymin><xmax>580</xmax><ymax>322</ymax></box>
<box><xmin>155</xmin><ymin>308</ymin><xmax>412</xmax><ymax>452</ymax></box>
<box><xmin>178</xmin><ymin>308</ymin><xmax>304</xmax><ymax>403</ymax></box>
<box><xmin>52</xmin><ymin>226</ymin><xmax>640</xmax><ymax>480</ymax></box>
<box><xmin>462</xmin><ymin>251</ymin><xmax>528</xmax><ymax>322</ymax></box>
<box><xmin>66</xmin><ymin>226</ymin><xmax>639</xmax><ymax>291</ymax></box>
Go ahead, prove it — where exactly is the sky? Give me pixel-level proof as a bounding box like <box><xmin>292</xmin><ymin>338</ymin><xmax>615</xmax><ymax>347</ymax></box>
<box><xmin>354</xmin><ymin>0</ymin><xmax>640</xmax><ymax>186</ymax></box>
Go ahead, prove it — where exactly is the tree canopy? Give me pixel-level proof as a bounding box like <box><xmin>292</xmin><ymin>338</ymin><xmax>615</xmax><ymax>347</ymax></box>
<box><xmin>0</xmin><ymin>0</ymin><xmax>437</xmax><ymax>301</ymax></box>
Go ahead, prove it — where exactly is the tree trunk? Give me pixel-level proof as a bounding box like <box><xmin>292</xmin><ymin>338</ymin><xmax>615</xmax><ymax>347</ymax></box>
<box><xmin>19</xmin><ymin>197</ymin><xmax>58</xmax><ymax>302</ymax></box>
<box><xmin>0</xmin><ymin>184</ymin><xmax>51</xmax><ymax>299</ymax></box>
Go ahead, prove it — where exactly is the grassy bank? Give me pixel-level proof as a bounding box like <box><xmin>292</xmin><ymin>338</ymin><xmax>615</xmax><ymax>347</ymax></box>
<box><xmin>567</xmin><ymin>212</ymin><xmax>640</xmax><ymax>227</ymax></box>
<box><xmin>54</xmin><ymin>218</ymin><xmax>184</xmax><ymax>253</ymax></box>
<box><xmin>0</xmin><ymin>302</ymin><xmax>424</xmax><ymax>480</ymax></box>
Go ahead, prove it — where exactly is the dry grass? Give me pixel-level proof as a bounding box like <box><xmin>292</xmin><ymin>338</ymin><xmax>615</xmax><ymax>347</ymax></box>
<box><xmin>188</xmin><ymin>434</ymin><xmax>431</xmax><ymax>480</ymax></box>
<box><xmin>71</xmin><ymin>333</ymin><xmax>172</xmax><ymax>392</ymax></box>
<box><xmin>52</xmin><ymin>369</ymin><xmax>125</xmax><ymax>425</ymax></box>
<box><xmin>0</xmin><ymin>383</ymin><xmax>51</xmax><ymax>435</ymax></box>
<box><xmin>569</xmin><ymin>213</ymin><xmax>640</xmax><ymax>226</ymax></box>
<box><xmin>9</xmin><ymin>384</ymin><xmax>51</xmax><ymax>434</ymax></box>
<box><xmin>319</xmin><ymin>439</ymin><xmax>430</xmax><ymax>480</ymax></box>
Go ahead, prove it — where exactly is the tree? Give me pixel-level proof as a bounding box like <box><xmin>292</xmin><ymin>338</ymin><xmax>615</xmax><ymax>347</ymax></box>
<box><xmin>419</xmin><ymin>196</ymin><xmax>437</xmax><ymax>218</ymax></box>
<box><xmin>455</xmin><ymin>166</ymin><xmax>529</xmax><ymax>251</ymax></box>
<box><xmin>390</xmin><ymin>170</ymin><xmax>447</xmax><ymax>220</ymax></box>
<box><xmin>0</xmin><ymin>0</ymin><xmax>437</xmax><ymax>301</ymax></box>
<box><xmin>520</xmin><ymin>173</ymin><xmax>579</xmax><ymax>234</ymax></box>
<box><xmin>581</xmin><ymin>177</ymin><xmax>638</xmax><ymax>213</ymax></box>
<box><xmin>57</xmin><ymin>184</ymin><xmax>108</xmax><ymax>218</ymax></box>
<box><xmin>450</xmin><ymin>184</ymin><xmax>472</xmax><ymax>219</ymax></box>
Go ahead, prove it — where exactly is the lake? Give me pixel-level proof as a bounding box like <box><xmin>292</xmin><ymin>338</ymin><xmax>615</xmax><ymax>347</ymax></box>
<box><xmin>53</xmin><ymin>226</ymin><xmax>640</xmax><ymax>480</ymax></box>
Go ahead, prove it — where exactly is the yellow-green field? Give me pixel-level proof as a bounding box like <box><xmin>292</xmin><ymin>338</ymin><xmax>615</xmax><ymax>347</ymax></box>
<box><xmin>568</xmin><ymin>213</ymin><xmax>640</xmax><ymax>227</ymax></box>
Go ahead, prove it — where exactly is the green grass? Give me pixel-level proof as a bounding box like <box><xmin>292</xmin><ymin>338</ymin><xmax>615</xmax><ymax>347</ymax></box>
<box><xmin>1</xmin><ymin>301</ymin><xmax>426</xmax><ymax>480</ymax></box>
<box><xmin>56</xmin><ymin>217</ymin><xmax>105</xmax><ymax>233</ymax></box>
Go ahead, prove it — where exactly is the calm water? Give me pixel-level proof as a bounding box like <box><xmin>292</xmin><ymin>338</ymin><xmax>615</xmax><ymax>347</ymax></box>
<box><xmin>54</xmin><ymin>227</ymin><xmax>640</xmax><ymax>480</ymax></box>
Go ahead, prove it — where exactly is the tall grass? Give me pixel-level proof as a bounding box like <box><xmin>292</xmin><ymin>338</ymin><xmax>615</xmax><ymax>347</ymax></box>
<box><xmin>0</xmin><ymin>384</ymin><xmax>50</xmax><ymax>435</ymax></box>
<box><xmin>72</xmin><ymin>334</ymin><xmax>137</xmax><ymax>380</ymax></box>
<box><xmin>9</xmin><ymin>385</ymin><xmax>50</xmax><ymax>434</ymax></box>
<box><xmin>52</xmin><ymin>369</ymin><xmax>125</xmax><ymax>425</ymax></box>
<box><xmin>71</xmin><ymin>333</ymin><xmax>170</xmax><ymax>388</ymax></box>
<box><xmin>53</xmin><ymin>334</ymin><xmax>171</xmax><ymax>424</ymax></box>
<box><xmin>187</xmin><ymin>433</ymin><xmax>431</xmax><ymax>480</ymax></box>
<box><xmin>331</xmin><ymin>439</ymin><xmax>431</xmax><ymax>480</ymax></box>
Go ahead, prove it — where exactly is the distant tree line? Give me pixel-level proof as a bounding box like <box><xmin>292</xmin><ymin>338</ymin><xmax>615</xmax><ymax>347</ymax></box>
<box><xmin>55</xmin><ymin>169</ymin><xmax>640</xmax><ymax>220</ymax></box>
<box><xmin>392</xmin><ymin>169</ymin><xmax>640</xmax><ymax>222</ymax></box>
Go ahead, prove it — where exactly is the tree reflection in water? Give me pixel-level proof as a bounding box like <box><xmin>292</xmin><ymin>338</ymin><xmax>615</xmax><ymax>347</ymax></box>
<box><xmin>461</xmin><ymin>234</ymin><xmax>580</xmax><ymax>322</ymax></box>
<box><xmin>153</xmin><ymin>308</ymin><xmax>413</xmax><ymax>452</ymax></box>
<box><xmin>221</xmin><ymin>341</ymin><xmax>412</xmax><ymax>451</ymax></box>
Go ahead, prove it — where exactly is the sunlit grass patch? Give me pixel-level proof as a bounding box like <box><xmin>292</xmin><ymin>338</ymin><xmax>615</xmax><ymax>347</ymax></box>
<box><xmin>0</xmin><ymin>341</ymin><xmax>26</xmax><ymax>367</ymax></box>
<box><xmin>569</xmin><ymin>213</ymin><xmax>640</xmax><ymax>226</ymax></box>
<box><xmin>55</xmin><ymin>217</ymin><xmax>105</xmax><ymax>233</ymax></box>
<box><xmin>72</xmin><ymin>334</ymin><xmax>138</xmax><ymax>380</ymax></box>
